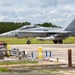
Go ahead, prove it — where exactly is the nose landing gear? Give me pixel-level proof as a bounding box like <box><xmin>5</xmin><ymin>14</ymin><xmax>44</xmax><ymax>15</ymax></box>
<box><xmin>27</xmin><ymin>39</ymin><xmax>31</xmax><ymax>44</ymax></box>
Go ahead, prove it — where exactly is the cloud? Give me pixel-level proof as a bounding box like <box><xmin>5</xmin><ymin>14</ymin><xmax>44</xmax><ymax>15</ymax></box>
<box><xmin>0</xmin><ymin>0</ymin><xmax>75</xmax><ymax>27</ymax></box>
<box><xmin>63</xmin><ymin>5</ymin><xmax>75</xmax><ymax>12</ymax></box>
<box><xmin>0</xmin><ymin>15</ymin><xmax>9</xmax><ymax>21</ymax></box>
<box><xmin>22</xmin><ymin>0</ymin><xmax>58</xmax><ymax>8</ymax></box>
<box><xmin>0</xmin><ymin>0</ymin><xmax>14</xmax><ymax>6</ymax></box>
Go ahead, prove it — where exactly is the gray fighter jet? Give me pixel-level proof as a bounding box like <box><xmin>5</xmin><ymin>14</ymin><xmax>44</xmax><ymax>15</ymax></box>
<box><xmin>0</xmin><ymin>19</ymin><xmax>75</xmax><ymax>44</ymax></box>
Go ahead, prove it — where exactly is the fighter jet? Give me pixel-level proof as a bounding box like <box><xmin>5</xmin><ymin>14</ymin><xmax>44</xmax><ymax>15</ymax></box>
<box><xmin>0</xmin><ymin>19</ymin><xmax>75</xmax><ymax>44</ymax></box>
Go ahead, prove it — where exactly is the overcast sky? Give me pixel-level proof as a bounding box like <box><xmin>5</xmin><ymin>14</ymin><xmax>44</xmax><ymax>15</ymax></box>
<box><xmin>0</xmin><ymin>0</ymin><xmax>75</xmax><ymax>27</ymax></box>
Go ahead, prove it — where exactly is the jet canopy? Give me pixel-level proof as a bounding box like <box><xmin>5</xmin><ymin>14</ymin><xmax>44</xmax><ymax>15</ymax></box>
<box><xmin>18</xmin><ymin>25</ymin><xmax>37</xmax><ymax>30</ymax></box>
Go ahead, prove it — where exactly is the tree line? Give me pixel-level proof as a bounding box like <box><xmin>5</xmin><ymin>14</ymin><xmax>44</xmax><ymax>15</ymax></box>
<box><xmin>0</xmin><ymin>22</ymin><xmax>31</xmax><ymax>34</ymax></box>
<box><xmin>0</xmin><ymin>21</ymin><xmax>61</xmax><ymax>34</ymax></box>
<box><xmin>37</xmin><ymin>22</ymin><xmax>61</xmax><ymax>28</ymax></box>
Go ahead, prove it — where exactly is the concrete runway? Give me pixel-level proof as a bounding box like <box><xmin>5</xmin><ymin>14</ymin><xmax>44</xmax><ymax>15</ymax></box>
<box><xmin>10</xmin><ymin>44</ymin><xmax>75</xmax><ymax>51</ymax></box>
<box><xmin>10</xmin><ymin>44</ymin><xmax>75</xmax><ymax>64</ymax></box>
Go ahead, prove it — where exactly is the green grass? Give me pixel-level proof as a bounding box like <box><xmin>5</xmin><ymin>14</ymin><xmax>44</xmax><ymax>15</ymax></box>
<box><xmin>0</xmin><ymin>37</ymin><xmax>53</xmax><ymax>44</ymax></box>
<box><xmin>0</xmin><ymin>37</ymin><xmax>75</xmax><ymax>44</ymax></box>
<box><xmin>0</xmin><ymin>61</ymin><xmax>37</xmax><ymax>65</ymax></box>
<box><xmin>39</xmin><ymin>70</ymin><xmax>59</xmax><ymax>74</ymax></box>
<box><xmin>0</xmin><ymin>68</ymin><xmax>9</xmax><ymax>72</ymax></box>
<box><xmin>63</xmin><ymin>37</ymin><xmax>75</xmax><ymax>44</ymax></box>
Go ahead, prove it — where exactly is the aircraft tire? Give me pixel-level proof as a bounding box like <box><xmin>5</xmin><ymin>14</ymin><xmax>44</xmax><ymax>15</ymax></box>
<box><xmin>59</xmin><ymin>40</ymin><xmax>63</xmax><ymax>44</ymax></box>
<box><xmin>53</xmin><ymin>40</ymin><xmax>58</xmax><ymax>44</ymax></box>
<box><xmin>27</xmin><ymin>40</ymin><xmax>31</xmax><ymax>44</ymax></box>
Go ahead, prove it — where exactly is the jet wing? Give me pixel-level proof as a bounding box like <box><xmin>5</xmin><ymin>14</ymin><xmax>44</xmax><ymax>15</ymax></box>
<box><xmin>21</xmin><ymin>30</ymin><xmax>71</xmax><ymax>34</ymax></box>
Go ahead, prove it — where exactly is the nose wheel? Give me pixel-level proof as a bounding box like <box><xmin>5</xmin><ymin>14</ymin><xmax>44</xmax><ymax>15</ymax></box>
<box><xmin>27</xmin><ymin>40</ymin><xmax>31</xmax><ymax>44</ymax></box>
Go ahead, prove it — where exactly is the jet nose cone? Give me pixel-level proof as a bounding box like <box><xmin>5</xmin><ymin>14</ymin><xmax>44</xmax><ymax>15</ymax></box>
<box><xmin>0</xmin><ymin>33</ymin><xmax>8</xmax><ymax>37</ymax></box>
<box><xmin>0</xmin><ymin>31</ymin><xmax>16</xmax><ymax>37</ymax></box>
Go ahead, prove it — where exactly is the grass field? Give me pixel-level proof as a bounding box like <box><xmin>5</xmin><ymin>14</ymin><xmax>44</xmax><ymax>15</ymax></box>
<box><xmin>0</xmin><ymin>37</ymin><xmax>75</xmax><ymax>44</ymax></box>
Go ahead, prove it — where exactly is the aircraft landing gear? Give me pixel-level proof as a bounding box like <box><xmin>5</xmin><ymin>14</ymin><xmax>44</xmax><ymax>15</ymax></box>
<box><xmin>27</xmin><ymin>40</ymin><xmax>31</xmax><ymax>44</ymax></box>
<box><xmin>58</xmin><ymin>40</ymin><xmax>63</xmax><ymax>44</ymax></box>
<box><xmin>53</xmin><ymin>40</ymin><xmax>63</xmax><ymax>44</ymax></box>
<box><xmin>53</xmin><ymin>40</ymin><xmax>58</xmax><ymax>44</ymax></box>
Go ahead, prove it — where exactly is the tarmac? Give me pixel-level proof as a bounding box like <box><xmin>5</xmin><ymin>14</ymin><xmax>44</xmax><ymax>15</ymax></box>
<box><xmin>10</xmin><ymin>44</ymin><xmax>75</xmax><ymax>63</ymax></box>
<box><xmin>1</xmin><ymin>44</ymin><xmax>75</xmax><ymax>66</ymax></box>
<box><xmin>0</xmin><ymin>44</ymin><xmax>75</xmax><ymax>75</ymax></box>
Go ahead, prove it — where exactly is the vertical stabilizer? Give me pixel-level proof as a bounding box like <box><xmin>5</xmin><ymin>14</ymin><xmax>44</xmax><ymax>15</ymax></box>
<box><xmin>65</xmin><ymin>19</ymin><xmax>75</xmax><ymax>31</ymax></box>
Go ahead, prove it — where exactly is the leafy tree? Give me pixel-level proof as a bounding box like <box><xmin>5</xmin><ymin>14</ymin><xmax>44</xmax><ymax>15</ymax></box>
<box><xmin>36</xmin><ymin>22</ymin><xmax>59</xmax><ymax>28</ymax></box>
<box><xmin>0</xmin><ymin>22</ymin><xmax>31</xmax><ymax>34</ymax></box>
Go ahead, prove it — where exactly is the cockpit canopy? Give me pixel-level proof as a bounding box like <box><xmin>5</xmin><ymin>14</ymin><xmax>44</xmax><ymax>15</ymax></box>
<box><xmin>18</xmin><ymin>25</ymin><xmax>37</xmax><ymax>30</ymax></box>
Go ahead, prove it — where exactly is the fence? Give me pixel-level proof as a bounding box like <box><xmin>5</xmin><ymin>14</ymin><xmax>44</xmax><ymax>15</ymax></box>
<box><xmin>0</xmin><ymin>48</ymin><xmax>75</xmax><ymax>67</ymax></box>
<box><xmin>27</xmin><ymin>49</ymin><xmax>75</xmax><ymax>67</ymax></box>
